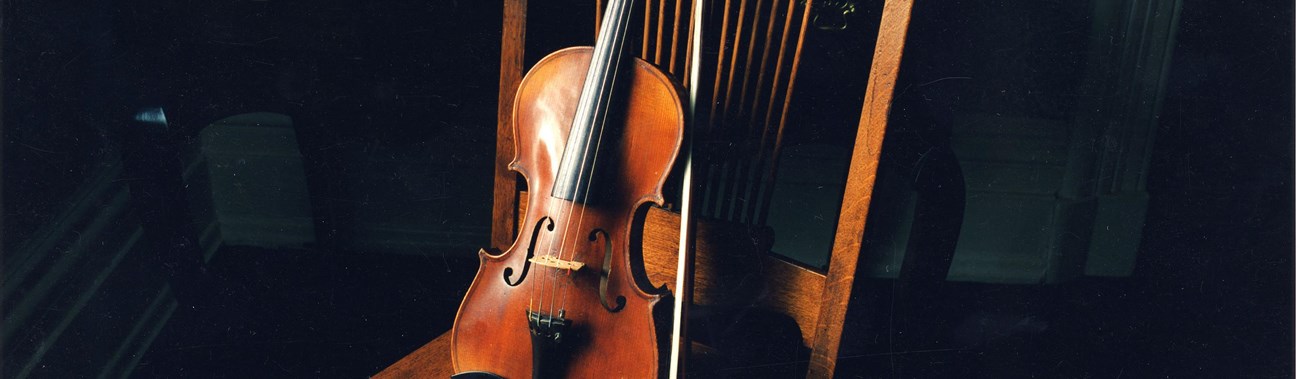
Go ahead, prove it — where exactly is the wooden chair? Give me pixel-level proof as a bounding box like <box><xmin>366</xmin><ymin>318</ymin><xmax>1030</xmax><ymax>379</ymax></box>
<box><xmin>377</xmin><ymin>0</ymin><xmax>916</xmax><ymax>377</ymax></box>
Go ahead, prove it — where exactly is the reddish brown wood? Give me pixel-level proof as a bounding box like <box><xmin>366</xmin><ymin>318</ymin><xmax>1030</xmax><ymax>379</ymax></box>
<box><xmin>388</xmin><ymin>0</ymin><xmax>916</xmax><ymax>376</ymax></box>
<box><xmin>637</xmin><ymin>208</ymin><xmax>825</xmax><ymax>347</ymax></box>
<box><xmin>720</xmin><ymin>0</ymin><xmax>749</xmax><ymax>120</ymax></box>
<box><xmin>713</xmin><ymin>0</ymin><xmax>755</xmax><ymax>218</ymax></box>
<box><xmin>730</xmin><ymin>0</ymin><xmax>763</xmax><ymax>119</ymax></box>
<box><xmin>375</xmin><ymin>206</ymin><xmax>805</xmax><ymax>378</ymax></box>
<box><xmin>535</xmin><ymin>200</ymin><xmax>826</xmax><ymax>349</ymax></box>
<box><xmin>706</xmin><ymin>0</ymin><xmax>734</xmax><ymax>130</ymax></box>
<box><xmin>596</xmin><ymin>0</ymin><xmax>604</xmax><ymax>36</ymax></box>
<box><xmin>374</xmin><ymin>332</ymin><xmax>455</xmax><ymax>378</ymax></box>
<box><xmin>734</xmin><ymin>0</ymin><xmax>784</xmax><ymax>222</ymax></box>
<box><xmin>807</xmin><ymin>0</ymin><xmax>916</xmax><ymax>376</ymax></box>
<box><xmin>683</xmin><ymin>0</ymin><xmax>697</xmax><ymax>84</ymax></box>
<box><xmin>754</xmin><ymin>0</ymin><xmax>811</xmax><ymax>225</ymax></box>
<box><xmin>746</xmin><ymin>0</ymin><xmax>780</xmax><ymax>120</ymax></box>
<box><xmin>642</xmin><ymin>0</ymin><xmax>653</xmax><ymax>57</ymax></box>
<box><xmin>452</xmin><ymin>47</ymin><xmax>684</xmax><ymax>378</ymax></box>
<box><xmin>655</xmin><ymin>0</ymin><xmax>667</xmax><ymax>64</ymax></box>
<box><xmin>669</xmin><ymin>0</ymin><xmax>683</xmax><ymax>75</ymax></box>
<box><xmin>491</xmin><ymin>0</ymin><xmax>529</xmax><ymax>250</ymax></box>
<box><xmin>518</xmin><ymin>197</ymin><xmax>774</xmax><ymax>313</ymax></box>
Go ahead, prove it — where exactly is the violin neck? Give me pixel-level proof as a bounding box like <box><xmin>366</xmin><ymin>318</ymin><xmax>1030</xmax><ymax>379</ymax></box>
<box><xmin>552</xmin><ymin>0</ymin><xmax>637</xmax><ymax>204</ymax></box>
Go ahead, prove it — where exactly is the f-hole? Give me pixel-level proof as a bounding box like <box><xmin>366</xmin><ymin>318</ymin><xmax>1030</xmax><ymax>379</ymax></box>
<box><xmin>591</xmin><ymin>229</ymin><xmax>625</xmax><ymax>312</ymax></box>
<box><xmin>504</xmin><ymin>216</ymin><xmax>554</xmax><ymax>286</ymax></box>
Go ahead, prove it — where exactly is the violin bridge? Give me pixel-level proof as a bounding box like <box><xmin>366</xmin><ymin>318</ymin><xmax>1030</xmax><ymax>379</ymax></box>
<box><xmin>528</xmin><ymin>256</ymin><xmax>585</xmax><ymax>272</ymax></box>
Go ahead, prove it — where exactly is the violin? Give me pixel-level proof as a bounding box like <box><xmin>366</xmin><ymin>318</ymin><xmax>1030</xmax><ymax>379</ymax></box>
<box><xmin>450</xmin><ymin>0</ymin><xmax>686</xmax><ymax>377</ymax></box>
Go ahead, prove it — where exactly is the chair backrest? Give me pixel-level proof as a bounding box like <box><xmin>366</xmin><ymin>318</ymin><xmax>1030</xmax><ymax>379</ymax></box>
<box><xmin>490</xmin><ymin>0</ymin><xmax>917</xmax><ymax>376</ymax></box>
<box><xmin>597</xmin><ymin>0</ymin><xmax>811</xmax><ymax>227</ymax></box>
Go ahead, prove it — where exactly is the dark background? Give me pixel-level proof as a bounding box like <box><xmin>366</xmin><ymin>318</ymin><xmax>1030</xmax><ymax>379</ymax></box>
<box><xmin>3</xmin><ymin>0</ymin><xmax>1293</xmax><ymax>377</ymax></box>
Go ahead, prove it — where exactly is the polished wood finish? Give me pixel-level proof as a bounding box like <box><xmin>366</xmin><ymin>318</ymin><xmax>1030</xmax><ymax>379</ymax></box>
<box><xmin>376</xmin><ymin>204</ymin><xmax>772</xmax><ymax>378</ymax></box>
<box><xmin>753</xmin><ymin>0</ymin><xmax>811</xmax><ymax>224</ymax></box>
<box><xmin>807</xmin><ymin>0</ymin><xmax>916</xmax><ymax>376</ymax></box>
<box><xmin>491</xmin><ymin>0</ymin><xmax>529</xmax><ymax>250</ymax></box>
<box><xmin>526</xmin><ymin>194</ymin><xmax>798</xmax><ymax>318</ymax></box>
<box><xmin>384</xmin><ymin>0</ymin><xmax>918</xmax><ymax>376</ymax></box>
<box><xmin>542</xmin><ymin>193</ymin><xmax>830</xmax><ymax>346</ymax></box>
<box><xmin>638</xmin><ymin>208</ymin><xmax>826</xmax><ymax>348</ymax></box>
<box><xmin>376</xmin><ymin>332</ymin><xmax>455</xmax><ymax>378</ymax></box>
<box><xmin>697</xmin><ymin>0</ymin><xmax>809</xmax><ymax>223</ymax></box>
<box><xmin>451</xmin><ymin>47</ymin><xmax>684</xmax><ymax>378</ymax></box>
<box><xmin>640</xmin><ymin>207</ymin><xmax>766</xmax><ymax>305</ymax></box>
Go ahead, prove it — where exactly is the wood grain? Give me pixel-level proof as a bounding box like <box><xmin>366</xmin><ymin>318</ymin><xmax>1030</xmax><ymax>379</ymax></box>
<box><xmin>389</xmin><ymin>0</ymin><xmax>915</xmax><ymax>376</ymax></box>
<box><xmin>638</xmin><ymin>207</ymin><xmax>828</xmax><ymax>348</ymax></box>
<box><xmin>374</xmin><ymin>332</ymin><xmax>454</xmax><ymax>378</ymax></box>
<box><xmin>806</xmin><ymin>0</ymin><xmax>916</xmax><ymax>377</ymax></box>
<box><xmin>754</xmin><ymin>0</ymin><xmax>810</xmax><ymax>225</ymax></box>
<box><xmin>519</xmin><ymin>198</ymin><xmax>778</xmax><ymax>313</ymax></box>
<box><xmin>451</xmin><ymin>47</ymin><xmax>683</xmax><ymax>379</ymax></box>
<box><xmin>377</xmin><ymin>202</ymin><xmax>822</xmax><ymax>377</ymax></box>
<box><xmin>491</xmin><ymin>0</ymin><xmax>527</xmax><ymax>251</ymax></box>
<box><xmin>640</xmin><ymin>207</ymin><xmax>768</xmax><ymax>306</ymax></box>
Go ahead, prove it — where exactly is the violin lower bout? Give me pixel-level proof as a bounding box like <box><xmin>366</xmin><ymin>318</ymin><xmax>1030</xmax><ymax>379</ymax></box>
<box><xmin>450</xmin><ymin>46</ymin><xmax>684</xmax><ymax>379</ymax></box>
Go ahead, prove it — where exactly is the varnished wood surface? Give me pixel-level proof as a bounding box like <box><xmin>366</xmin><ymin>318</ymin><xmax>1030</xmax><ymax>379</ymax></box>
<box><xmin>685</xmin><ymin>0</ymin><xmax>817</xmax><ymax>225</ymax></box>
<box><xmin>756</xmin><ymin>255</ymin><xmax>827</xmax><ymax>348</ymax></box>
<box><xmin>640</xmin><ymin>207</ymin><xmax>767</xmax><ymax>306</ymax></box>
<box><xmin>753</xmin><ymin>0</ymin><xmax>811</xmax><ymax>224</ymax></box>
<box><xmin>388</xmin><ymin>0</ymin><xmax>914</xmax><ymax>376</ymax></box>
<box><xmin>375</xmin><ymin>329</ymin><xmax>731</xmax><ymax>378</ymax></box>
<box><xmin>374</xmin><ymin>332</ymin><xmax>454</xmax><ymax>379</ymax></box>
<box><xmin>451</xmin><ymin>47</ymin><xmax>684</xmax><ymax>378</ymax></box>
<box><xmin>528</xmin><ymin>194</ymin><xmax>832</xmax><ymax>348</ymax></box>
<box><xmin>638</xmin><ymin>207</ymin><xmax>828</xmax><ymax>348</ymax></box>
<box><xmin>807</xmin><ymin>0</ymin><xmax>916</xmax><ymax>377</ymax></box>
<box><xmin>376</xmin><ymin>206</ymin><xmax>789</xmax><ymax>378</ymax></box>
<box><xmin>491</xmin><ymin>0</ymin><xmax>527</xmax><ymax>251</ymax></box>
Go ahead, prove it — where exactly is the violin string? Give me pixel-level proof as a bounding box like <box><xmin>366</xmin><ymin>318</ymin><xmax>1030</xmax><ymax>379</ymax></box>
<box><xmin>552</xmin><ymin>0</ymin><xmax>634</xmax><ymax>319</ymax></box>
<box><xmin>545</xmin><ymin>0</ymin><xmax>615</xmax><ymax>315</ymax></box>
<box><xmin>555</xmin><ymin>1</ymin><xmax>634</xmax><ymax>315</ymax></box>
<box><xmin>548</xmin><ymin>0</ymin><xmax>634</xmax><ymax>319</ymax></box>
<box><xmin>533</xmin><ymin>0</ymin><xmax>620</xmax><ymax>316</ymax></box>
<box><xmin>544</xmin><ymin>0</ymin><xmax>632</xmax><ymax>321</ymax></box>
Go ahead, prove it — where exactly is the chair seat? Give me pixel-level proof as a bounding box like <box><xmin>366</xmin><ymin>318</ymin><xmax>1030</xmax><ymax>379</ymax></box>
<box><xmin>375</xmin><ymin>331</ymin><xmax>456</xmax><ymax>378</ymax></box>
<box><xmin>375</xmin><ymin>320</ymin><xmax>803</xmax><ymax>379</ymax></box>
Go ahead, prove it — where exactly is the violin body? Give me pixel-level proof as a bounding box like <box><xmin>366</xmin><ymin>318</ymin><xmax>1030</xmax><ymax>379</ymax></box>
<box><xmin>451</xmin><ymin>47</ymin><xmax>684</xmax><ymax>378</ymax></box>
